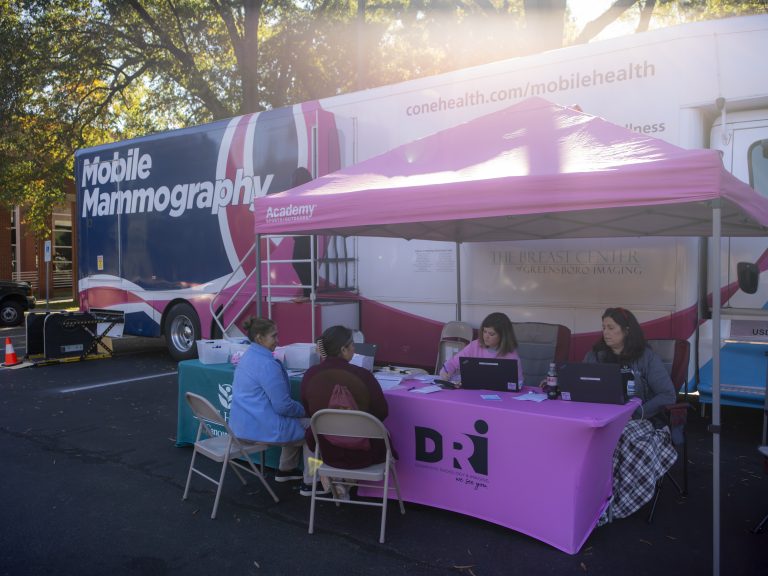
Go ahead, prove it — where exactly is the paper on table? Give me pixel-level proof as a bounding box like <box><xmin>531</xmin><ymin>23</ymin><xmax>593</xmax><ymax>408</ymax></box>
<box><xmin>411</xmin><ymin>384</ymin><xmax>442</xmax><ymax>394</ymax></box>
<box><xmin>481</xmin><ymin>394</ymin><xmax>502</xmax><ymax>401</ymax></box>
<box><xmin>377</xmin><ymin>379</ymin><xmax>406</xmax><ymax>390</ymax></box>
<box><xmin>513</xmin><ymin>391</ymin><xmax>548</xmax><ymax>402</ymax></box>
<box><xmin>375</xmin><ymin>373</ymin><xmax>408</xmax><ymax>391</ymax></box>
<box><xmin>376</xmin><ymin>373</ymin><xmax>403</xmax><ymax>381</ymax></box>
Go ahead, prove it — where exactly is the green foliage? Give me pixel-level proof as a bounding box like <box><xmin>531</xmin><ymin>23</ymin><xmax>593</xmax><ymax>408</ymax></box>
<box><xmin>2</xmin><ymin>0</ymin><xmax>767</xmax><ymax>239</ymax></box>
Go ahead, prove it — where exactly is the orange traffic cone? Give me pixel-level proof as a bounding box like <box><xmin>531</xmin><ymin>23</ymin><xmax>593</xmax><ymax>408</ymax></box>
<box><xmin>3</xmin><ymin>337</ymin><xmax>20</xmax><ymax>367</ymax></box>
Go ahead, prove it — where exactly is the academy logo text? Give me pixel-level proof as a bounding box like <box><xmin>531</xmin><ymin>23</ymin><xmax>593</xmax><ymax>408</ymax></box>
<box><xmin>80</xmin><ymin>147</ymin><xmax>273</xmax><ymax>218</ymax></box>
<box><xmin>265</xmin><ymin>204</ymin><xmax>316</xmax><ymax>224</ymax></box>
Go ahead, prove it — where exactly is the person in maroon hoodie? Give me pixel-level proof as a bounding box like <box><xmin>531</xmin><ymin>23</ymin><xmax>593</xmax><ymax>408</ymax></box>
<box><xmin>300</xmin><ymin>325</ymin><xmax>390</xmax><ymax>496</ymax></box>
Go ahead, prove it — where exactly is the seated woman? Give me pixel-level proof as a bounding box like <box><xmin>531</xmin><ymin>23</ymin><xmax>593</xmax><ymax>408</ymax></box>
<box><xmin>229</xmin><ymin>317</ymin><xmax>316</xmax><ymax>492</ymax></box>
<box><xmin>438</xmin><ymin>312</ymin><xmax>525</xmax><ymax>386</ymax></box>
<box><xmin>584</xmin><ymin>307</ymin><xmax>678</xmax><ymax>523</ymax></box>
<box><xmin>584</xmin><ymin>307</ymin><xmax>676</xmax><ymax>425</ymax></box>
<box><xmin>300</xmin><ymin>326</ymin><xmax>390</xmax><ymax>479</ymax></box>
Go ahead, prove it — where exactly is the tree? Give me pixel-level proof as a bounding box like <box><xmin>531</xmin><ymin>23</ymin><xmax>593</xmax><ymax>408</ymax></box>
<box><xmin>1</xmin><ymin>0</ymin><xmax>357</xmax><ymax>234</ymax></box>
<box><xmin>2</xmin><ymin>0</ymin><xmax>767</xmax><ymax>237</ymax></box>
<box><xmin>523</xmin><ymin>0</ymin><xmax>566</xmax><ymax>53</ymax></box>
<box><xmin>0</xmin><ymin>1</ymin><xmax>90</xmax><ymax>236</ymax></box>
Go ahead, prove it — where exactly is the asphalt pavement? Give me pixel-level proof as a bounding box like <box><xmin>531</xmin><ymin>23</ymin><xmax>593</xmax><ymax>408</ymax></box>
<box><xmin>1</xmin><ymin>325</ymin><xmax>767</xmax><ymax>576</ymax></box>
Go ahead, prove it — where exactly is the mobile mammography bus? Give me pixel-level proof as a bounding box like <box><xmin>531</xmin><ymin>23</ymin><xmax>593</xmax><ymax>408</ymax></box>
<box><xmin>77</xmin><ymin>15</ymin><xmax>768</xmax><ymax>403</ymax></box>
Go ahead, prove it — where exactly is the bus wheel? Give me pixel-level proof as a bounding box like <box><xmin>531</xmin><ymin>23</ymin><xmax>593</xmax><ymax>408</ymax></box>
<box><xmin>164</xmin><ymin>303</ymin><xmax>200</xmax><ymax>361</ymax></box>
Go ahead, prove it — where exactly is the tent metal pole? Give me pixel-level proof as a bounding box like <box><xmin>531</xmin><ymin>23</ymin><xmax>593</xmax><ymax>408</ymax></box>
<box><xmin>712</xmin><ymin>202</ymin><xmax>721</xmax><ymax>576</ymax></box>
<box><xmin>456</xmin><ymin>242</ymin><xmax>462</xmax><ymax>321</ymax></box>
<box><xmin>256</xmin><ymin>234</ymin><xmax>262</xmax><ymax>318</ymax></box>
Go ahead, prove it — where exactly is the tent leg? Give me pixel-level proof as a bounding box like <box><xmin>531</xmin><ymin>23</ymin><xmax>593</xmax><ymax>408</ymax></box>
<box><xmin>712</xmin><ymin>202</ymin><xmax>722</xmax><ymax>576</ymax></box>
<box><xmin>455</xmin><ymin>241</ymin><xmax>462</xmax><ymax>321</ymax></box>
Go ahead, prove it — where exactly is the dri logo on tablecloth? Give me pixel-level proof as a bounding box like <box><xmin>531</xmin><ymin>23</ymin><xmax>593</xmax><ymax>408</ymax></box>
<box><xmin>414</xmin><ymin>419</ymin><xmax>489</xmax><ymax>476</ymax></box>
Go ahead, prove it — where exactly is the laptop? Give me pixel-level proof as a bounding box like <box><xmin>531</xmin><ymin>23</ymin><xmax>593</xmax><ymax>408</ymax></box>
<box><xmin>557</xmin><ymin>362</ymin><xmax>628</xmax><ymax>405</ymax></box>
<box><xmin>459</xmin><ymin>357</ymin><xmax>520</xmax><ymax>392</ymax></box>
<box><xmin>350</xmin><ymin>342</ymin><xmax>377</xmax><ymax>371</ymax></box>
<box><xmin>353</xmin><ymin>342</ymin><xmax>377</xmax><ymax>358</ymax></box>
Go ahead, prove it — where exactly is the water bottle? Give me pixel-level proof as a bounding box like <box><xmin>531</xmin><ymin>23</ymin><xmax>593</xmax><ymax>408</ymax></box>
<box><xmin>626</xmin><ymin>376</ymin><xmax>636</xmax><ymax>397</ymax></box>
<box><xmin>546</xmin><ymin>362</ymin><xmax>559</xmax><ymax>399</ymax></box>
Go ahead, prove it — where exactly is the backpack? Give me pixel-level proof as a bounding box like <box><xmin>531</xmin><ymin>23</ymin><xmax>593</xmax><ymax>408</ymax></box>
<box><xmin>325</xmin><ymin>384</ymin><xmax>371</xmax><ymax>451</ymax></box>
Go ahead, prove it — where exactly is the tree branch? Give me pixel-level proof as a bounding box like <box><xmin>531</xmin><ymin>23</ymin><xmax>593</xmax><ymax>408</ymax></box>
<box><xmin>122</xmin><ymin>0</ymin><xmax>231</xmax><ymax>118</ymax></box>
<box><xmin>636</xmin><ymin>0</ymin><xmax>656</xmax><ymax>33</ymax></box>
<box><xmin>573</xmin><ymin>0</ymin><xmax>641</xmax><ymax>44</ymax></box>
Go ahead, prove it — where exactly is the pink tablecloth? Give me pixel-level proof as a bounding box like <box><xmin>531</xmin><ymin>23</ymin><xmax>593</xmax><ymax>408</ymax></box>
<box><xmin>362</xmin><ymin>385</ymin><xmax>637</xmax><ymax>554</ymax></box>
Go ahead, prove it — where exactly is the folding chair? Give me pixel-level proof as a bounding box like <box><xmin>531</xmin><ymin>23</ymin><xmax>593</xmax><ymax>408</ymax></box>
<box><xmin>752</xmin><ymin>445</ymin><xmax>768</xmax><ymax>534</ymax></box>
<box><xmin>182</xmin><ymin>392</ymin><xmax>279</xmax><ymax>518</ymax></box>
<box><xmin>435</xmin><ymin>321</ymin><xmax>473</xmax><ymax>375</ymax></box>
<box><xmin>307</xmin><ymin>409</ymin><xmax>405</xmax><ymax>543</ymax></box>
<box><xmin>646</xmin><ymin>339</ymin><xmax>692</xmax><ymax>523</ymax></box>
<box><xmin>647</xmin><ymin>339</ymin><xmax>691</xmax><ymax>396</ymax></box>
<box><xmin>512</xmin><ymin>322</ymin><xmax>571</xmax><ymax>386</ymax></box>
<box><xmin>753</xmin><ymin>366</ymin><xmax>768</xmax><ymax>534</ymax></box>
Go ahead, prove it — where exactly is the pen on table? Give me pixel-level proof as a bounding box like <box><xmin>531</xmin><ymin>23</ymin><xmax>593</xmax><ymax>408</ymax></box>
<box><xmin>407</xmin><ymin>386</ymin><xmax>416</xmax><ymax>391</ymax></box>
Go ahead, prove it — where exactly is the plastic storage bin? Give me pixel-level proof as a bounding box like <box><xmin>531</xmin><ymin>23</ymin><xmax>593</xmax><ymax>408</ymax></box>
<box><xmin>228</xmin><ymin>341</ymin><xmax>250</xmax><ymax>365</ymax></box>
<box><xmin>197</xmin><ymin>340</ymin><xmax>230</xmax><ymax>364</ymax></box>
<box><xmin>279</xmin><ymin>343</ymin><xmax>320</xmax><ymax>370</ymax></box>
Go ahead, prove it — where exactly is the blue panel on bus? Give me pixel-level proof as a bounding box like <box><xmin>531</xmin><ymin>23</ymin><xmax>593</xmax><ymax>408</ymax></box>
<box><xmin>697</xmin><ymin>342</ymin><xmax>768</xmax><ymax>407</ymax></box>
<box><xmin>124</xmin><ymin>310</ymin><xmax>161</xmax><ymax>338</ymax></box>
<box><xmin>76</xmin><ymin>108</ymin><xmax>309</xmax><ymax>292</ymax></box>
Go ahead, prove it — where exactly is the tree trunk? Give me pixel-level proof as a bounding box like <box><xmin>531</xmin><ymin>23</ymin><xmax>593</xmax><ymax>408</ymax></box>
<box><xmin>356</xmin><ymin>0</ymin><xmax>367</xmax><ymax>91</ymax></box>
<box><xmin>574</xmin><ymin>0</ymin><xmax>641</xmax><ymax>44</ymax></box>
<box><xmin>637</xmin><ymin>0</ymin><xmax>657</xmax><ymax>33</ymax></box>
<box><xmin>523</xmin><ymin>0</ymin><xmax>567</xmax><ymax>54</ymax></box>
<box><xmin>241</xmin><ymin>0</ymin><xmax>264</xmax><ymax>113</ymax></box>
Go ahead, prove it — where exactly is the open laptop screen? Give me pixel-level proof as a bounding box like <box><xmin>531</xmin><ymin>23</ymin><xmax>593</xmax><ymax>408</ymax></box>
<box><xmin>557</xmin><ymin>362</ymin><xmax>627</xmax><ymax>405</ymax></box>
<box><xmin>353</xmin><ymin>342</ymin><xmax>377</xmax><ymax>358</ymax></box>
<box><xmin>459</xmin><ymin>357</ymin><xmax>520</xmax><ymax>392</ymax></box>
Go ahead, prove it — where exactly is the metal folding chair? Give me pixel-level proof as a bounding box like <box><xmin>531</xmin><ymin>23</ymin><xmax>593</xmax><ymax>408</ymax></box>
<box><xmin>182</xmin><ymin>392</ymin><xmax>279</xmax><ymax>518</ymax></box>
<box><xmin>307</xmin><ymin>409</ymin><xmax>405</xmax><ymax>543</ymax></box>
<box><xmin>752</xmin><ymin>446</ymin><xmax>768</xmax><ymax>533</ymax></box>
<box><xmin>646</xmin><ymin>339</ymin><xmax>692</xmax><ymax>523</ymax></box>
<box><xmin>752</xmin><ymin>366</ymin><xmax>768</xmax><ymax>533</ymax></box>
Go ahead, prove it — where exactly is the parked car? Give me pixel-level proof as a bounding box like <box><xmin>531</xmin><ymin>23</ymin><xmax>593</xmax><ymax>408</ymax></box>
<box><xmin>0</xmin><ymin>280</ymin><xmax>36</xmax><ymax>326</ymax></box>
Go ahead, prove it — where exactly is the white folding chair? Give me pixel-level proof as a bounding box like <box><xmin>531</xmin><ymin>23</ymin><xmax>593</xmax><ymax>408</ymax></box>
<box><xmin>435</xmin><ymin>321</ymin><xmax>473</xmax><ymax>375</ymax></box>
<box><xmin>307</xmin><ymin>409</ymin><xmax>405</xmax><ymax>543</ymax></box>
<box><xmin>182</xmin><ymin>392</ymin><xmax>279</xmax><ymax>518</ymax></box>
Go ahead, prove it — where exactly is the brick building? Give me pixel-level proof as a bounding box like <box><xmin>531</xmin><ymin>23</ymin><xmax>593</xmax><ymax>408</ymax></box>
<box><xmin>1</xmin><ymin>184</ymin><xmax>78</xmax><ymax>301</ymax></box>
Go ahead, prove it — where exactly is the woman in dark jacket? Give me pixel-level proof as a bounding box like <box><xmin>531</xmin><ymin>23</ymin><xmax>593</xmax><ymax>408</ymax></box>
<box><xmin>585</xmin><ymin>307</ymin><xmax>678</xmax><ymax>523</ymax></box>
<box><xmin>584</xmin><ymin>307</ymin><xmax>676</xmax><ymax>427</ymax></box>
<box><xmin>300</xmin><ymin>325</ymin><xmax>389</xmax><ymax>470</ymax></box>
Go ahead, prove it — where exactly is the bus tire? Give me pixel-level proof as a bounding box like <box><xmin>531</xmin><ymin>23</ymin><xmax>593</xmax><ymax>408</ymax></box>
<box><xmin>209</xmin><ymin>306</ymin><xmax>224</xmax><ymax>340</ymax></box>
<box><xmin>164</xmin><ymin>303</ymin><xmax>200</xmax><ymax>361</ymax></box>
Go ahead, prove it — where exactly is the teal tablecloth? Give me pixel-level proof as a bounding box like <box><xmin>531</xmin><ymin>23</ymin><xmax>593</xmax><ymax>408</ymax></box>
<box><xmin>176</xmin><ymin>359</ymin><xmax>302</xmax><ymax>467</ymax></box>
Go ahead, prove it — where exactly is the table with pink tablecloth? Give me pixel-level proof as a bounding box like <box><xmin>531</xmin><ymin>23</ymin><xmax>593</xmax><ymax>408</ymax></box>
<box><xmin>362</xmin><ymin>385</ymin><xmax>637</xmax><ymax>554</ymax></box>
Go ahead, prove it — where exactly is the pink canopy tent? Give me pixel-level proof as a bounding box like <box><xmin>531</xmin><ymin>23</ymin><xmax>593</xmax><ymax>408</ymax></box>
<box><xmin>252</xmin><ymin>97</ymin><xmax>768</xmax><ymax>573</ymax></box>
<box><xmin>253</xmin><ymin>97</ymin><xmax>768</xmax><ymax>241</ymax></box>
